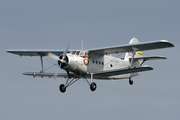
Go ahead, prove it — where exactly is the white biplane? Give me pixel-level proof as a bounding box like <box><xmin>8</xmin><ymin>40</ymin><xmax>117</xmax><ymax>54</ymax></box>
<box><xmin>7</xmin><ymin>38</ymin><xmax>174</xmax><ymax>93</ymax></box>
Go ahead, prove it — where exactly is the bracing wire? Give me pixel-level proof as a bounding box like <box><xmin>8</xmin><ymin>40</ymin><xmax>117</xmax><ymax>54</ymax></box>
<box><xmin>43</xmin><ymin>57</ymin><xmax>58</xmax><ymax>71</ymax></box>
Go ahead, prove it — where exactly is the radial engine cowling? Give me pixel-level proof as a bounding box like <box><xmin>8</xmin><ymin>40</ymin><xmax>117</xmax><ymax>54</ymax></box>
<box><xmin>59</xmin><ymin>55</ymin><xmax>69</xmax><ymax>68</ymax></box>
<box><xmin>59</xmin><ymin>54</ymin><xmax>78</xmax><ymax>72</ymax></box>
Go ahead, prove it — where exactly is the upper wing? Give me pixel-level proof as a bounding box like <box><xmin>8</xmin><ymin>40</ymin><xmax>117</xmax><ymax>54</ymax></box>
<box><xmin>91</xmin><ymin>65</ymin><xmax>153</xmax><ymax>79</ymax></box>
<box><xmin>7</xmin><ymin>40</ymin><xmax>174</xmax><ymax>56</ymax></box>
<box><xmin>88</xmin><ymin>40</ymin><xmax>174</xmax><ymax>55</ymax></box>
<box><xmin>6</xmin><ymin>49</ymin><xmax>71</xmax><ymax>56</ymax></box>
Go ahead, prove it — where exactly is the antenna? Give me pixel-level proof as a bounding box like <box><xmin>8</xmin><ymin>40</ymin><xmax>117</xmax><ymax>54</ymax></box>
<box><xmin>81</xmin><ymin>39</ymin><xmax>83</xmax><ymax>50</ymax></box>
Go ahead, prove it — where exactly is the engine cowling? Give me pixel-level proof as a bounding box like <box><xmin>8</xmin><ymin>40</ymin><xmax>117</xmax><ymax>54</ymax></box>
<box><xmin>61</xmin><ymin>54</ymin><xmax>87</xmax><ymax>74</ymax></box>
<box><xmin>58</xmin><ymin>54</ymin><xmax>77</xmax><ymax>71</ymax></box>
<box><xmin>59</xmin><ymin>55</ymin><xmax>69</xmax><ymax>68</ymax></box>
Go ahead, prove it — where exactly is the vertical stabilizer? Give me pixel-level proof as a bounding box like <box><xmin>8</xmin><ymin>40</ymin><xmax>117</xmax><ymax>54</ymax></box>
<box><xmin>125</xmin><ymin>38</ymin><xmax>141</xmax><ymax>61</ymax></box>
<box><xmin>129</xmin><ymin>37</ymin><xmax>139</xmax><ymax>44</ymax></box>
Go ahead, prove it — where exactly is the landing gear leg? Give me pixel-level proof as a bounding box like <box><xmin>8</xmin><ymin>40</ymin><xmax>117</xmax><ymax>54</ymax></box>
<box><xmin>59</xmin><ymin>77</ymin><xmax>80</xmax><ymax>93</ymax></box>
<box><xmin>83</xmin><ymin>77</ymin><xmax>97</xmax><ymax>92</ymax></box>
<box><xmin>129</xmin><ymin>78</ymin><xmax>133</xmax><ymax>85</ymax></box>
<box><xmin>90</xmin><ymin>73</ymin><xmax>97</xmax><ymax>91</ymax></box>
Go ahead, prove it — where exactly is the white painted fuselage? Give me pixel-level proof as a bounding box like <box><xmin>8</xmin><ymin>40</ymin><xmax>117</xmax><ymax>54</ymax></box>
<box><xmin>64</xmin><ymin>53</ymin><xmax>141</xmax><ymax>80</ymax></box>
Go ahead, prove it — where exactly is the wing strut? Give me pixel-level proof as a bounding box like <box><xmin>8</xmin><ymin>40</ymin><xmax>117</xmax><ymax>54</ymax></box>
<box><xmin>40</xmin><ymin>56</ymin><xmax>44</xmax><ymax>73</ymax></box>
<box><xmin>130</xmin><ymin>47</ymin><xmax>138</xmax><ymax>67</ymax></box>
<box><xmin>91</xmin><ymin>73</ymin><xmax>94</xmax><ymax>83</ymax></box>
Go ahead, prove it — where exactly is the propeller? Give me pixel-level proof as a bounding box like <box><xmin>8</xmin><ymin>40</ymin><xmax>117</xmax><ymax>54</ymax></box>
<box><xmin>53</xmin><ymin>66</ymin><xmax>60</xmax><ymax>79</ymax></box>
<box><xmin>47</xmin><ymin>42</ymin><xmax>70</xmax><ymax>79</ymax></box>
<box><xmin>47</xmin><ymin>52</ymin><xmax>59</xmax><ymax>61</ymax></box>
<box><xmin>62</xmin><ymin>42</ymin><xmax>70</xmax><ymax>61</ymax></box>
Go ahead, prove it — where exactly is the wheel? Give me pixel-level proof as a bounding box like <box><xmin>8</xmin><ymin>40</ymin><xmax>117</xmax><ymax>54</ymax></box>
<box><xmin>129</xmin><ymin>79</ymin><xmax>133</xmax><ymax>85</ymax></box>
<box><xmin>90</xmin><ymin>82</ymin><xmax>97</xmax><ymax>91</ymax></box>
<box><xmin>59</xmin><ymin>84</ymin><xmax>66</xmax><ymax>93</ymax></box>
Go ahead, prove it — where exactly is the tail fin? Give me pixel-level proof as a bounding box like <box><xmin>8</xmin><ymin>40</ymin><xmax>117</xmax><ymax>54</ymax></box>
<box><xmin>125</xmin><ymin>38</ymin><xmax>142</xmax><ymax>61</ymax></box>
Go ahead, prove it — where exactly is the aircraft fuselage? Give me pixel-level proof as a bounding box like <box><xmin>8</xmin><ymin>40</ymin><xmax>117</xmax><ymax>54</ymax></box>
<box><xmin>63</xmin><ymin>52</ymin><xmax>141</xmax><ymax>80</ymax></box>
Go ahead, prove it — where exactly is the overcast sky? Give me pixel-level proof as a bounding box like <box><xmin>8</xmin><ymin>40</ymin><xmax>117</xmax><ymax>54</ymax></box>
<box><xmin>1</xmin><ymin>0</ymin><xmax>180</xmax><ymax>120</ymax></box>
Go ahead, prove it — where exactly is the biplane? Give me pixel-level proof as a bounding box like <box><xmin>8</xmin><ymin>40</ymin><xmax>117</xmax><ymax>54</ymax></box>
<box><xmin>6</xmin><ymin>38</ymin><xmax>174</xmax><ymax>93</ymax></box>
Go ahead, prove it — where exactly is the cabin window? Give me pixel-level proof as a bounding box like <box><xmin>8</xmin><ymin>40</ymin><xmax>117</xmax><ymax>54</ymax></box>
<box><xmin>92</xmin><ymin>60</ymin><xmax>95</xmax><ymax>63</ymax></box>
<box><xmin>110</xmin><ymin>64</ymin><xmax>113</xmax><ymax>68</ymax></box>
<box><xmin>92</xmin><ymin>60</ymin><xmax>104</xmax><ymax>65</ymax></box>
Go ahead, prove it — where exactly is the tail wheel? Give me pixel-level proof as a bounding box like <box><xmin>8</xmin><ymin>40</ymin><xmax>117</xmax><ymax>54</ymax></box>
<box><xmin>59</xmin><ymin>84</ymin><xmax>66</xmax><ymax>93</ymax></box>
<box><xmin>90</xmin><ymin>82</ymin><xmax>97</xmax><ymax>91</ymax></box>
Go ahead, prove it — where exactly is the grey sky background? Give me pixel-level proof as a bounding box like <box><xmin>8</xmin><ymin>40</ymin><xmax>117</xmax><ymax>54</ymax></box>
<box><xmin>1</xmin><ymin>0</ymin><xmax>180</xmax><ymax>120</ymax></box>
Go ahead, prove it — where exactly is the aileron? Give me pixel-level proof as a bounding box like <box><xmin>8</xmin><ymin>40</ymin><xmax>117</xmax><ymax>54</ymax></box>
<box><xmin>23</xmin><ymin>72</ymin><xmax>68</xmax><ymax>78</ymax></box>
<box><xmin>6</xmin><ymin>49</ymin><xmax>69</xmax><ymax>56</ymax></box>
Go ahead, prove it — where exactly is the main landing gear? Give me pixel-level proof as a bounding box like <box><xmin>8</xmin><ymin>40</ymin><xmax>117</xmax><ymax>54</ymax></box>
<box><xmin>59</xmin><ymin>77</ymin><xmax>80</xmax><ymax>93</ymax></box>
<box><xmin>129</xmin><ymin>77</ymin><xmax>133</xmax><ymax>85</ymax></box>
<box><xmin>59</xmin><ymin>77</ymin><xmax>97</xmax><ymax>93</ymax></box>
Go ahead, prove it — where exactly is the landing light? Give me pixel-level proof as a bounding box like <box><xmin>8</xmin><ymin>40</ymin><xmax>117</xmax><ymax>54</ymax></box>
<box><xmin>33</xmin><ymin>73</ymin><xmax>36</xmax><ymax>78</ymax></box>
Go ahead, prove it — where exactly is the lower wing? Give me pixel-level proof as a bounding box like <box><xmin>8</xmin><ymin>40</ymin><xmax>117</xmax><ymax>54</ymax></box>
<box><xmin>23</xmin><ymin>66</ymin><xmax>152</xmax><ymax>79</ymax></box>
<box><xmin>23</xmin><ymin>72</ymin><xmax>69</xmax><ymax>78</ymax></box>
<box><xmin>90</xmin><ymin>65</ymin><xmax>153</xmax><ymax>79</ymax></box>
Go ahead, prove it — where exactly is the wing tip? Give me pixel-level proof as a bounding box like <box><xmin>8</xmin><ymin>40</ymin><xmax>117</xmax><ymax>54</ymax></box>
<box><xmin>6</xmin><ymin>49</ymin><xmax>13</xmax><ymax>53</ymax></box>
<box><xmin>159</xmin><ymin>40</ymin><xmax>175</xmax><ymax>47</ymax></box>
<box><xmin>142</xmin><ymin>65</ymin><xmax>153</xmax><ymax>70</ymax></box>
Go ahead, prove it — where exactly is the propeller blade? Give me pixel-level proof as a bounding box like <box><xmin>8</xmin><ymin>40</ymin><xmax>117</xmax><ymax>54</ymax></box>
<box><xmin>47</xmin><ymin>52</ymin><xmax>59</xmax><ymax>61</ymax></box>
<box><xmin>53</xmin><ymin>66</ymin><xmax>60</xmax><ymax>79</ymax></box>
<box><xmin>47</xmin><ymin>42</ymin><xmax>70</xmax><ymax>79</ymax></box>
<box><xmin>62</xmin><ymin>42</ymin><xmax>70</xmax><ymax>60</ymax></box>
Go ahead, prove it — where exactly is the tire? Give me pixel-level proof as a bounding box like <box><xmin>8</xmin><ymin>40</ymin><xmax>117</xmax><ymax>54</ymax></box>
<box><xmin>59</xmin><ymin>84</ymin><xmax>66</xmax><ymax>93</ymax></box>
<box><xmin>129</xmin><ymin>79</ymin><xmax>133</xmax><ymax>85</ymax></box>
<box><xmin>90</xmin><ymin>82</ymin><xmax>97</xmax><ymax>91</ymax></box>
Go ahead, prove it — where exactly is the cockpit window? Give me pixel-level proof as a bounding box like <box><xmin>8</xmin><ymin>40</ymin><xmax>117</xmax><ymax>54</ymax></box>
<box><xmin>72</xmin><ymin>50</ymin><xmax>88</xmax><ymax>57</ymax></box>
<box><xmin>80</xmin><ymin>51</ymin><xmax>85</xmax><ymax>56</ymax></box>
<box><xmin>79</xmin><ymin>51</ymin><xmax>88</xmax><ymax>58</ymax></box>
<box><xmin>72</xmin><ymin>51</ymin><xmax>76</xmax><ymax>54</ymax></box>
<box><xmin>76</xmin><ymin>51</ymin><xmax>80</xmax><ymax>55</ymax></box>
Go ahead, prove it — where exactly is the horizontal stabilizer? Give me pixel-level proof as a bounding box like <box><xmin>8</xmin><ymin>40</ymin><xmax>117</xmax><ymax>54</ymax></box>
<box><xmin>133</xmin><ymin>56</ymin><xmax>167</xmax><ymax>61</ymax></box>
